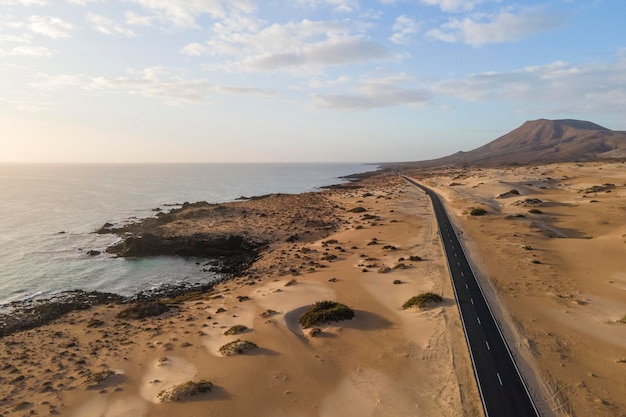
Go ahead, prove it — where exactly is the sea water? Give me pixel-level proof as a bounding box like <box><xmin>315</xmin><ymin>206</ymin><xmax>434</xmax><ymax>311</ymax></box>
<box><xmin>0</xmin><ymin>163</ymin><xmax>370</xmax><ymax>305</ymax></box>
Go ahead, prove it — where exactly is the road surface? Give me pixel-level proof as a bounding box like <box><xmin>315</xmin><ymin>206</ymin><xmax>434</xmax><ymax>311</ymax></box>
<box><xmin>404</xmin><ymin>176</ymin><xmax>541</xmax><ymax>417</ymax></box>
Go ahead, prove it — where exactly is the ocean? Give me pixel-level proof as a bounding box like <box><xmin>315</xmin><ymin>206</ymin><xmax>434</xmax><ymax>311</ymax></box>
<box><xmin>0</xmin><ymin>163</ymin><xmax>371</xmax><ymax>305</ymax></box>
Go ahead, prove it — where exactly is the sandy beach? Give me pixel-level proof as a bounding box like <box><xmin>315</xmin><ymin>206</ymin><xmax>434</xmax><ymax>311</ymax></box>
<box><xmin>2</xmin><ymin>162</ymin><xmax>625</xmax><ymax>417</ymax></box>
<box><xmin>0</xmin><ymin>172</ymin><xmax>477</xmax><ymax>417</ymax></box>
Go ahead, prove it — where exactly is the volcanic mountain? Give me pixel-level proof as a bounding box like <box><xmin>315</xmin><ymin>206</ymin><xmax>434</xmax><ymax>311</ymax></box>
<box><xmin>395</xmin><ymin>119</ymin><xmax>626</xmax><ymax>167</ymax></box>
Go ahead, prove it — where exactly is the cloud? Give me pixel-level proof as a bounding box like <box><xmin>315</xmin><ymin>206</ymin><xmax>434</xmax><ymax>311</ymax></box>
<box><xmin>126</xmin><ymin>0</ymin><xmax>256</xmax><ymax>28</ymax></box>
<box><xmin>420</xmin><ymin>0</ymin><xmax>493</xmax><ymax>12</ymax></box>
<box><xmin>434</xmin><ymin>53</ymin><xmax>626</xmax><ymax>114</ymax></box>
<box><xmin>27</xmin><ymin>15</ymin><xmax>73</xmax><ymax>39</ymax></box>
<box><xmin>390</xmin><ymin>15</ymin><xmax>419</xmax><ymax>45</ymax></box>
<box><xmin>4</xmin><ymin>45</ymin><xmax>55</xmax><ymax>56</ymax></box>
<box><xmin>427</xmin><ymin>6</ymin><xmax>565</xmax><ymax>45</ymax></box>
<box><xmin>293</xmin><ymin>0</ymin><xmax>359</xmax><ymax>13</ymax></box>
<box><xmin>237</xmin><ymin>36</ymin><xmax>391</xmax><ymax>72</ymax></box>
<box><xmin>186</xmin><ymin>18</ymin><xmax>392</xmax><ymax>74</ymax></box>
<box><xmin>310</xmin><ymin>73</ymin><xmax>432</xmax><ymax>110</ymax></box>
<box><xmin>0</xmin><ymin>0</ymin><xmax>47</xmax><ymax>5</ymax></box>
<box><xmin>90</xmin><ymin>68</ymin><xmax>274</xmax><ymax>104</ymax></box>
<box><xmin>87</xmin><ymin>13</ymin><xmax>136</xmax><ymax>37</ymax></box>
<box><xmin>180</xmin><ymin>42</ymin><xmax>208</xmax><ymax>56</ymax></box>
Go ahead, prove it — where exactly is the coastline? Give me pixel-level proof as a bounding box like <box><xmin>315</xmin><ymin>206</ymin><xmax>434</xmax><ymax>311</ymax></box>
<box><xmin>0</xmin><ymin>170</ymin><xmax>473</xmax><ymax>416</ymax></box>
<box><xmin>3</xmin><ymin>161</ymin><xmax>624</xmax><ymax>416</ymax></box>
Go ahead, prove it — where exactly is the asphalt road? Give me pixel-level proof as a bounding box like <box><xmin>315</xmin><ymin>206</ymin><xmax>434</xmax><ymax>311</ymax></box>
<box><xmin>404</xmin><ymin>177</ymin><xmax>541</xmax><ymax>417</ymax></box>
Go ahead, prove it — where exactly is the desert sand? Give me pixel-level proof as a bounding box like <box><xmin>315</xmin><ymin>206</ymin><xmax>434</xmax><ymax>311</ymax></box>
<box><xmin>3</xmin><ymin>161</ymin><xmax>624</xmax><ymax>417</ymax></box>
<box><xmin>406</xmin><ymin>161</ymin><xmax>626</xmax><ymax>417</ymax></box>
<box><xmin>0</xmin><ymin>173</ymin><xmax>478</xmax><ymax>417</ymax></box>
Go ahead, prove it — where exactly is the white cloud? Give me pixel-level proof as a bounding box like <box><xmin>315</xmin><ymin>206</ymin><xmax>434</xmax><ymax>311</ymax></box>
<box><xmin>87</xmin><ymin>13</ymin><xmax>136</xmax><ymax>37</ymax></box>
<box><xmin>66</xmin><ymin>0</ymin><xmax>103</xmax><ymax>4</ymax></box>
<box><xmin>127</xmin><ymin>0</ymin><xmax>256</xmax><ymax>28</ymax></box>
<box><xmin>420</xmin><ymin>0</ymin><xmax>493</xmax><ymax>13</ymax></box>
<box><xmin>7</xmin><ymin>45</ymin><xmax>54</xmax><ymax>56</ymax></box>
<box><xmin>434</xmin><ymin>54</ymin><xmax>626</xmax><ymax>114</ymax></box>
<box><xmin>180</xmin><ymin>42</ymin><xmax>208</xmax><ymax>56</ymax></box>
<box><xmin>294</xmin><ymin>0</ymin><xmax>360</xmax><ymax>13</ymax></box>
<box><xmin>427</xmin><ymin>6</ymin><xmax>564</xmax><ymax>46</ymax></box>
<box><xmin>390</xmin><ymin>15</ymin><xmax>419</xmax><ymax>45</ymax></box>
<box><xmin>27</xmin><ymin>15</ymin><xmax>73</xmax><ymax>39</ymax></box>
<box><xmin>237</xmin><ymin>36</ymin><xmax>391</xmax><ymax>72</ymax></box>
<box><xmin>0</xmin><ymin>0</ymin><xmax>47</xmax><ymax>5</ymax></box>
<box><xmin>89</xmin><ymin>69</ymin><xmax>274</xmax><ymax>105</ymax></box>
<box><xmin>311</xmin><ymin>73</ymin><xmax>432</xmax><ymax>110</ymax></box>
<box><xmin>187</xmin><ymin>18</ymin><xmax>391</xmax><ymax>74</ymax></box>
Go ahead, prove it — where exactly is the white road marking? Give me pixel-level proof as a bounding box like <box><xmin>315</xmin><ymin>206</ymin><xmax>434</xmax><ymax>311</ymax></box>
<box><xmin>486</xmin><ymin>341</ymin><xmax>490</xmax><ymax>350</ymax></box>
<box><xmin>465</xmin><ymin>283</ymin><xmax>469</xmax><ymax>289</ymax></box>
<box><xmin>470</xmin><ymin>298</ymin><xmax>474</xmax><ymax>304</ymax></box>
<box><xmin>477</xmin><ymin>316</ymin><xmax>481</xmax><ymax>324</ymax></box>
<box><xmin>461</xmin><ymin>272</ymin><xmax>464</xmax><ymax>277</ymax></box>
<box><xmin>497</xmin><ymin>373</ymin><xmax>503</xmax><ymax>386</ymax></box>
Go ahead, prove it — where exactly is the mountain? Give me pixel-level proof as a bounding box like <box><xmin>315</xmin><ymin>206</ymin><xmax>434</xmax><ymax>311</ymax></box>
<box><xmin>393</xmin><ymin>119</ymin><xmax>626</xmax><ymax>167</ymax></box>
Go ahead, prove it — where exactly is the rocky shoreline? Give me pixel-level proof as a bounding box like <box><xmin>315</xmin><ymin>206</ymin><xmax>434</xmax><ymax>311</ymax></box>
<box><xmin>1</xmin><ymin>191</ymin><xmax>347</xmax><ymax>340</ymax></box>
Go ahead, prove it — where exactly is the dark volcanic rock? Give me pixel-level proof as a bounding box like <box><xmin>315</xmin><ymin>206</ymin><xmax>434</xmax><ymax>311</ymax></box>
<box><xmin>106</xmin><ymin>233</ymin><xmax>258</xmax><ymax>258</ymax></box>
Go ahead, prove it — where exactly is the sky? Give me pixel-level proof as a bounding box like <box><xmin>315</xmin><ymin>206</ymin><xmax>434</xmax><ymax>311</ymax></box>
<box><xmin>0</xmin><ymin>0</ymin><xmax>624</xmax><ymax>163</ymax></box>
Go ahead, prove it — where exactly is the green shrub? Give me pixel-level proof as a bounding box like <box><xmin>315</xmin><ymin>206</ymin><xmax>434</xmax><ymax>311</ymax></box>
<box><xmin>219</xmin><ymin>340</ymin><xmax>258</xmax><ymax>356</ymax></box>
<box><xmin>224</xmin><ymin>325</ymin><xmax>248</xmax><ymax>336</ymax></box>
<box><xmin>299</xmin><ymin>300</ymin><xmax>355</xmax><ymax>328</ymax></box>
<box><xmin>470</xmin><ymin>208</ymin><xmax>487</xmax><ymax>216</ymax></box>
<box><xmin>402</xmin><ymin>293</ymin><xmax>443</xmax><ymax>310</ymax></box>
<box><xmin>157</xmin><ymin>380</ymin><xmax>213</xmax><ymax>402</ymax></box>
<box><xmin>393</xmin><ymin>280</ymin><xmax>402</xmax><ymax>285</ymax></box>
<box><xmin>86</xmin><ymin>369</ymin><xmax>115</xmax><ymax>385</ymax></box>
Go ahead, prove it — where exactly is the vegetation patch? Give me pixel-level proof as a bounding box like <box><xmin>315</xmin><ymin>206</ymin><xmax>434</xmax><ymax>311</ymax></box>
<box><xmin>469</xmin><ymin>208</ymin><xmax>487</xmax><ymax>216</ymax></box>
<box><xmin>402</xmin><ymin>293</ymin><xmax>443</xmax><ymax>310</ymax></box>
<box><xmin>116</xmin><ymin>302</ymin><xmax>170</xmax><ymax>319</ymax></box>
<box><xmin>299</xmin><ymin>300</ymin><xmax>355</xmax><ymax>329</ymax></box>
<box><xmin>618</xmin><ymin>315</ymin><xmax>626</xmax><ymax>324</ymax></box>
<box><xmin>528</xmin><ymin>209</ymin><xmax>543</xmax><ymax>214</ymax></box>
<box><xmin>224</xmin><ymin>325</ymin><xmax>248</xmax><ymax>336</ymax></box>
<box><xmin>218</xmin><ymin>339</ymin><xmax>258</xmax><ymax>356</ymax></box>
<box><xmin>409</xmin><ymin>255</ymin><xmax>422</xmax><ymax>262</ymax></box>
<box><xmin>86</xmin><ymin>369</ymin><xmax>115</xmax><ymax>385</ymax></box>
<box><xmin>393</xmin><ymin>279</ymin><xmax>402</xmax><ymax>285</ymax></box>
<box><xmin>157</xmin><ymin>380</ymin><xmax>213</xmax><ymax>402</ymax></box>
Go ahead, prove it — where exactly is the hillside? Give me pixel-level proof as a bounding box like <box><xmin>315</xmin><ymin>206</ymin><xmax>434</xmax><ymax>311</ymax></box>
<box><xmin>392</xmin><ymin>119</ymin><xmax>626</xmax><ymax>167</ymax></box>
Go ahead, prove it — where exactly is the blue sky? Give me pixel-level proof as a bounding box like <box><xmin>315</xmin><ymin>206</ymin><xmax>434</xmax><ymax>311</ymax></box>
<box><xmin>1</xmin><ymin>0</ymin><xmax>624</xmax><ymax>163</ymax></box>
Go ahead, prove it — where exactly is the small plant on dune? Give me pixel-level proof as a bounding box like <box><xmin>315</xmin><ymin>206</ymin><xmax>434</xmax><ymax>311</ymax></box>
<box><xmin>393</xmin><ymin>280</ymin><xmax>402</xmax><ymax>285</ymax></box>
<box><xmin>402</xmin><ymin>293</ymin><xmax>443</xmax><ymax>310</ymax></box>
<box><xmin>157</xmin><ymin>380</ymin><xmax>213</xmax><ymax>402</ymax></box>
<box><xmin>528</xmin><ymin>209</ymin><xmax>543</xmax><ymax>214</ymax></box>
<box><xmin>299</xmin><ymin>300</ymin><xmax>355</xmax><ymax>328</ymax></box>
<box><xmin>470</xmin><ymin>208</ymin><xmax>487</xmax><ymax>216</ymax></box>
<box><xmin>618</xmin><ymin>315</ymin><xmax>626</xmax><ymax>324</ymax></box>
<box><xmin>86</xmin><ymin>369</ymin><xmax>115</xmax><ymax>385</ymax></box>
<box><xmin>218</xmin><ymin>339</ymin><xmax>258</xmax><ymax>356</ymax></box>
<box><xmin>224</xmin><ymin>324</ymin><xmax>248</xmax><ymax>336</ymax></box>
